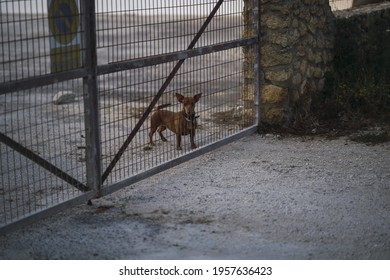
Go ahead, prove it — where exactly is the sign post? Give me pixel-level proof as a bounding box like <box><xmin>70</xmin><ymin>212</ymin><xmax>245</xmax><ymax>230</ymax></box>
<box><xmin>48</xmin><ymin>0</ymin><xmax>82</xmax><ymax>72</ymax></box>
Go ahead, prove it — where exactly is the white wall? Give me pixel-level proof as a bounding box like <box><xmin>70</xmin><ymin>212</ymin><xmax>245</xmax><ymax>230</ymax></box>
<box><xmin>95</xmin><ymin>0</ymin><xmax>243</xmax><ymax>15</ymax></box>
<box><xmin>329</xmin><ymin>0</ymin><xmax>353</xmax><ymax>10</ymax></box>
<box><xmin>0</xmin><ymin>0</ymin><xmax>243</xmax><ymax>15</ymax></box>
<box><xmin>1</xmin><ymin>0</ymin><xmax>47</xmax><ymax>14</ymax></box>
<box><xmin>0</xmin><ymin>0</ymin><xmax>355</xmax><ymax>15</ymax></box>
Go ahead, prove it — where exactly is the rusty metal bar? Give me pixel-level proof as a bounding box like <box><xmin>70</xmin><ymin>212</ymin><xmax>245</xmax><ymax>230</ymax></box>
<box><xmin>0</xmin><ymin>132</ymin><xmax>89</xmax><ymax>192</ymax></box>
<box><xmin>97</xmin><ymin>38</ymin><xmax>257</xmax><ymax>76</ymax></box>
<box><xmin>0</xmin><ymin>38</ymin><xmax>257</xmax><ymax>96</ymax></box>
<box><xmin>81</xmin><ymin>0</ymin><xmax>102</xmax><ymax>196</ymax></box>
<box><xmin>101</xmin><ymin>0</ymin><xmax>226</xmax><ymax>183</ymax></box>
<box><xmin>0</xmin><ymin>68</ymin><xmax>87</xmax><ymax>95</ymax></box>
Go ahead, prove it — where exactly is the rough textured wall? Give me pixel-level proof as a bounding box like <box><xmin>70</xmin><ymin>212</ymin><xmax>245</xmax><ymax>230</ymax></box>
<box><xmin>242</xmin><ymin>0</ymin><xmax>257</xmax><ymax>126</ymax></box>
<box><xmin>243</xmin><ymin>0</ymin><xmax>335</xmax><ymax>127</ymax></box>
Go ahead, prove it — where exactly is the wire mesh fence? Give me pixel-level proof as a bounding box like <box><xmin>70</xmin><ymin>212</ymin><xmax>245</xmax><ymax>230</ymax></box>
<box><xmin>0</xmin><ymin>0</ymin><xmax>89</xmax><ymax>227</ymax></box>
<box><xmin>95</xmin><ymin>2</ymin><xmax>250</xmax><ymax>186</ymax></box>
<box><xmin>0</xmin><ymin>81</ymin><xmax>87</xmax><ymax>224</ymax></box>
<box><xmin>0</xmin><ymin>0</ymin><xmax>258</xmax><ymax>231</ymax></box>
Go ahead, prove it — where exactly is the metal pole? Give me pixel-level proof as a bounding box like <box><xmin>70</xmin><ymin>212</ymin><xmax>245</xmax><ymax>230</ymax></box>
<box><xmin>253</xmin><ymin>0</ymin><xmax>261</xmax><ymax>127</ymax></box>
<box><xmin>80</xmin><ymin>0</ymin><xmax>102</xmax><ymax>197</ymax></box>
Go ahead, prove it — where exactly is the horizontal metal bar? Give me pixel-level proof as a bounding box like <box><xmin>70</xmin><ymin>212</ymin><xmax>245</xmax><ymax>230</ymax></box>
<box><xmin>0</xmin><ymin>38</ymin><xmax>256</xmax><ymax>96</ymax></box>
<box><xmin>97</xmin><ymin>37</ymin><xmax>258</xmax><ymax>76</ymax></box>
<box><xmin>0</xmin><ymin>68</ymin><xmax>88</xmax><ymax>95</ymax></box>
<box><xmin>0</xmin><ymin>132</ymin><xmax>89</xmax><ymax>193</ymax></box>
<box><xmin>99</xmin><ymin>126</ymin><xmax>258</xmax><ymax>197</ymax></box>
<box><xmin>0</xmin><ymin>38</ymin><xmax>257</xmax><ymax>96</ymax></box>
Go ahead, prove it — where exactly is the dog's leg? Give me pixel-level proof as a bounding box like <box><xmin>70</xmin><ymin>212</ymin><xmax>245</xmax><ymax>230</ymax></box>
<box><xmin>149</xmin><ymin>126</ymin><xmax>157</xmax><ymax>146</ymax></box>
<box><xmin>190</xmin><ymin>129</ymin><xmax>197</xmax><ymax>149</ymax></box>
<box><xmin>149</xmin><ymin>114</ymin><xmax>159</xmax><ymax>146</ymax></box>
<box><xmin>157</xmin><ymin>125</ymin><xmax>168</xmax><ymax>142</ymax></box>
<box><xmin>176</xmin><ymin>133</ymin><xmax>182</xmax><ymax>150</ymax></box>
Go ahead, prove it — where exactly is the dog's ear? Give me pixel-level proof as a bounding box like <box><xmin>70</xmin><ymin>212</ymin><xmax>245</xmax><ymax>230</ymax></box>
<box><xmin>193</xmin><ymin>93</ymin><xmax>202</xmax><ymax>103</ymax></box>
<box><xmin>175</xmin><ymin>93</ymin><xmax>185</xmax><ymax>103</ymax></box>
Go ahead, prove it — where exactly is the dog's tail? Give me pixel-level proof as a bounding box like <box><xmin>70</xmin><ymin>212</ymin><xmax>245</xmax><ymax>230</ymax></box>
<box><xmin>156</xmin><ymin>104</ymin><xmax>171</xmax><ymax>110</ymax></box>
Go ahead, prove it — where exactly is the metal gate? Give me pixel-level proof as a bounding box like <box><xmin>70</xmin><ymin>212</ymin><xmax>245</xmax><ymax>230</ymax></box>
<box><xmin>0</xmin><ymin>0</ymin><xmax>260</xmax><ymax>233</ymax></box>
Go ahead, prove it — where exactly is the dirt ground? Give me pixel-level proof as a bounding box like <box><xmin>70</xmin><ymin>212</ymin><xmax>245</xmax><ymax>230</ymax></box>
<box><xmin>0</xmin><ymin>130</ymin><xmax>389</xmax><ymax>260</ymax></box>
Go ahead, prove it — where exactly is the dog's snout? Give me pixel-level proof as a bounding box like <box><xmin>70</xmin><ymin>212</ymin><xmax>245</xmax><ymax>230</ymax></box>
<box><xmin>184</xmin><ymin>103</ymin><xmax>195</xmax><ymax>114</ymax></box>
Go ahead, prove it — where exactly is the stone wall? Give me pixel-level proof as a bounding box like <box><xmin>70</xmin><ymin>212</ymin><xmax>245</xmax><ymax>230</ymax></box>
<box><xmin>243</xmin><ymin>1</ymin><xmax>390</xmax><ymax>128</ymax></box>
<box><xmin>243</xmin><ymin>0</ymin><xmax>335</xmax><ymax>128</ymax></box>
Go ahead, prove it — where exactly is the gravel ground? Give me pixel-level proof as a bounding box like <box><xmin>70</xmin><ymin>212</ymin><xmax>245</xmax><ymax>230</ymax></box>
<box><xmin>0</xmin><ymin>132</ymin><xmax>389</xmax><ymax>260</ymax></box>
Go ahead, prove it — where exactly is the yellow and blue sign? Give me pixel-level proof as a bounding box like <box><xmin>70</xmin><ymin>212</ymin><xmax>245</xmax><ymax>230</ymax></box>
<box><xmin>48</xmin><ymin>0</ymin><xmax>82</xmax><ymax>72</ymax></box>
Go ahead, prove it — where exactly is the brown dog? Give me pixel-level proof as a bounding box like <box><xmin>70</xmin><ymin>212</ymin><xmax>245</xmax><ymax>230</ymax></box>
<box><xmin>149</xmin><ymin>93</ymin><xmax>202</xmax><ymax>150</ymax></box>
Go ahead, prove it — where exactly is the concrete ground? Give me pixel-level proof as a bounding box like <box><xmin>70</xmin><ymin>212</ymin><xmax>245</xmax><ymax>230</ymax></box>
<box><xmin>0</xmin><ymin>132</ymin><xmax>389</xmax><ymax>259</ymax></box>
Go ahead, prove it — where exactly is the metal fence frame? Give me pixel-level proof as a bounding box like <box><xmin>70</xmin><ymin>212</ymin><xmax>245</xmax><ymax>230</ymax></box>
<box><xmin>0</xmin><ymin>0</ymin><xmax>261</xmax><ymax>234</ymax></box>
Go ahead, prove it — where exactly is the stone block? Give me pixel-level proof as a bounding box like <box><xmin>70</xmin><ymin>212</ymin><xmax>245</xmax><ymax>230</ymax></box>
<box><xmin>261</xmin><ymin>84</ymin><xmax>287</xmax><ymax>104</ymax></box>
<box><xmin>292</xmin><ymin>73</ymin><xmax>302</xmax><ymax>86</ymax></box>
<box><xmin>264</xmin><ymin>107</ymin><xmax>286</xmax><ymax>124</ymax></box>
<box><xmin>264</xmin><ymin>69</ymin><xmax>291</xmax><ymax>83</ymax></box>
<box><xmin>261</xmin><ymin>45</ymin><xmax>293</xmax><ymax>67</ymax></box>
<box><xmin>268</xmin><ymin>32</ymin><xmax>289</xmax><ymax>48</ymax></box>
<box><xmin>262</xmin><ymin>14</ymin><xmax>289</xmax><ymax>29</ymax></box>
<box><xmin>53</xmin><ymin>91</ymin><xmax>76</xmax><ymax>105</ymax></box>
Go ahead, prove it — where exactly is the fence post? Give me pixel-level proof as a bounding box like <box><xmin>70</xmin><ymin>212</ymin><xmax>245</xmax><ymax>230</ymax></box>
<box><xmin>242</xmin><ymin>0</ymin><xmax>261</xmax><ymax>127</ymax></box>
<box><xmin>80</xmin><ymin>0</ymin><xmax>102</xmax><ymax>197</ymax></box>
<box><xmin>253</xmin><ymin>0</ymin><xmax>261</xmax><ymax>127</ymax></box>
